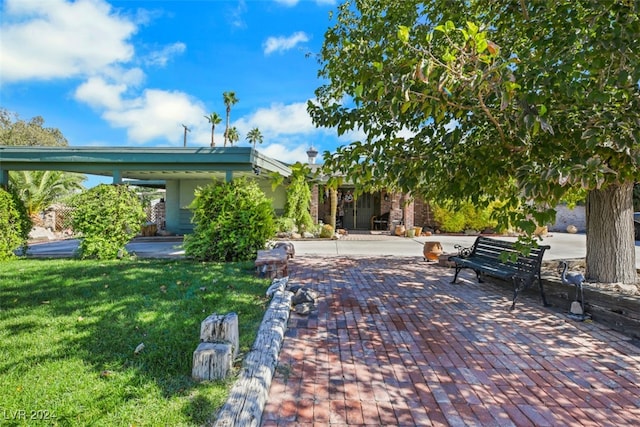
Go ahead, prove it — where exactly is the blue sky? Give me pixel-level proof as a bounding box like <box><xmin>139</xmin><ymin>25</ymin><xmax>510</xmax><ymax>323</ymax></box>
<box><xmin>0</xmin><ymin>0</ymin><xmax>360</xmax><ymax>178</ymax></box>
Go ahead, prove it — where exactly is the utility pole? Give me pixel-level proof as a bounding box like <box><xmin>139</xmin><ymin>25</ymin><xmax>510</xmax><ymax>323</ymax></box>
<box><xmin>182</xmin><ymin>124</ymin><xmax>191</xmax><ymax>147</ymax></box>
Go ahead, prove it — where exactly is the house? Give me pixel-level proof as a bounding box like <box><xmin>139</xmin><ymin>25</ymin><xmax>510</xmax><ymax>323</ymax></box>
<box><xmin>1</xmin><ymin>145</ymin><xmax>438</xmax><ymax>235</ymax></box>
<box><xmin>303</xmin><ymin>148</ymin><xmax>429</xmax><ymax>233</ymax></box>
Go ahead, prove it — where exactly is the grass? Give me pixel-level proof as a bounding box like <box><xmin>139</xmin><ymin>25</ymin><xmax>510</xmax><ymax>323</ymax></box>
<box><xmin>0</xmin><ymin>258</ymin><xmax>271</xmax><ymax>426</ymax></box>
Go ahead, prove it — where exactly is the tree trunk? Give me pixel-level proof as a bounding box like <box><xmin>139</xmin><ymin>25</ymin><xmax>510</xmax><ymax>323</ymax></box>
<box><xmin>200</xmin><ymin>312</ymin><xmax>239</xmax><ymax>359</ymax></box>
<box><xmin>585</xmin><ymin>182</ymin><xmax>637</xmax><ymax>284</ymax></box>
<box><xmin>329</xmin><ymin>188</ymin><xmax>337</xmax><ymax>231</ymax></box>
<box><xmin>192</xmin><ymin>342</ymin><xmax>233</xmax><ymax>381</ymax></box>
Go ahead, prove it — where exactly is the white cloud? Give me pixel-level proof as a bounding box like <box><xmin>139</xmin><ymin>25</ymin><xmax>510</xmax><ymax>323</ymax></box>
<box><xmin>234</xmin><ymin>102</ymin><xmax>317</xmax><ymax>136</ymax></box>
<box><xmin>102</xmin><ymin>89</ymin><xmax>208</xmax><ymax>144</ymax></box>
<box><xmin>75</xmin><ymin>77</ymin><xmax>127</xmax><ymax>110</ymax></box>
<box><xmin>263</xmin><ymin>31</ymin><xmax>309</xmax><ymax>55</ymax></box>
<box><xmin>144</xmin><ymin>42</ymin><xmax>186</xmax><ymax>67</ymax></box>
<box><xmin>273</xmin><ymin>0</ymin><xmax>336</xmax><ymax>6</ymax></box>
<box><xmin>260</xmin><ymin>143</ymin><xmax>310</xmax><ymax>164</ymax></box>
<box><xmin>227</xmin><ymin>0</ymin><xmax>247</xmax><ymax>29</ymax></box>
<box><xmin>0</xmin><ymin>0</ymin><xmax>137</xmax><ymax>83</ymax></box>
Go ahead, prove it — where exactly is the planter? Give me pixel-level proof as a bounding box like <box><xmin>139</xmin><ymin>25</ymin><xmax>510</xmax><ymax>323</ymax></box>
<box><xmin>423</xmin><ymin>241</ymin><xmax>444</xmax><ymax>261</ymax></box>
<box><xmin>395</xmin><ymin>224</ymin><xmax>406</xmax><ymax>236</ymax></box>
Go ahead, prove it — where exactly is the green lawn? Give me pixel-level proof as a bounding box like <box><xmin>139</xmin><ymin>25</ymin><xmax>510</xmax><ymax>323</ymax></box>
<box><xmin>0</xmin><ymin>258</ymin><xmax>271</xmax><ymax>426</ymax></box>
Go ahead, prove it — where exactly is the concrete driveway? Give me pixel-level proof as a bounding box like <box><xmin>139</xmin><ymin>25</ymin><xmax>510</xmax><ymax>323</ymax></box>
<box><xmin>21</xmin><ymin>232</ymin><xmax>640</xmax><ymax>268</ymax></box>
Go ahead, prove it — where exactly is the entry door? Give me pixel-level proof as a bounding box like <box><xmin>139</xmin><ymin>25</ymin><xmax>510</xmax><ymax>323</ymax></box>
<box><xmin>343</xmin><ymin>192</ymin><xmax>375</xmax><ymax>229</ymax></box>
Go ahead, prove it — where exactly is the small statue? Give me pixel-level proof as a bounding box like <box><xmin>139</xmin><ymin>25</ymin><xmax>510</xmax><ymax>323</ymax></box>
<box><xmin>558</xmin><ymin>261</ymin><xmax>585</xmax><ymax>317</ymax></box>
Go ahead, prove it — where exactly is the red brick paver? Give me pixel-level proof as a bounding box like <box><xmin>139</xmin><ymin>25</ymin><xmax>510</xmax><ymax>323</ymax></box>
<box><xmin>261</xmin><ymin>256</ymin><xmax>640</xmax><ymax>426</ymax></box>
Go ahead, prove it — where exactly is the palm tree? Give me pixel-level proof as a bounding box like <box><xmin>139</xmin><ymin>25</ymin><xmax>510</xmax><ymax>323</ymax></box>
<box><xmin>246</xmin><ymin>127</ymin><xmax>263</xmax><ymax>150</ymax></box>
<box><xmin>10</xmin><ymin>170</ymin><xmax>85</xmax><ymax>221</ymax></box>
<box><xmin>227</xmin><ymin>127</ymin><xmax>240</xmax><ymax>147</ymax></box>
<box><xmin>222</xmin><ymin>91</ymin><xmax>238</xmax><ymax>147</ymax></box>
<box><xmin>204</xmin><ymin>112</ymin><xmax>222</xmax><ymax>147</ymax></box>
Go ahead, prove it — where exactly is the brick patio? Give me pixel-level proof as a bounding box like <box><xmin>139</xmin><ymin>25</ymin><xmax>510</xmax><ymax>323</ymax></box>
<box><xmin>261</xmin><ymin>256</ymin><xmax>640</xmax><ymax>426</ymax></box>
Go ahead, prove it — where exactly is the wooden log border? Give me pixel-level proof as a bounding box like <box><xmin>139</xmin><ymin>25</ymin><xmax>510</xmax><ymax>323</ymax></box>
<box><xmin>213</xmin><ymin>277</ymin><xmax>292</xmax><ymax>427</ymax></box>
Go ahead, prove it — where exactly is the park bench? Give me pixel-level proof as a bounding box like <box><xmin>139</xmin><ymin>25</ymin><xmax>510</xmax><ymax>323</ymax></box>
<box><xmin>449</xmin><ymin>236</ymin><xmax>550</xmax><ymax>311</ymax></box>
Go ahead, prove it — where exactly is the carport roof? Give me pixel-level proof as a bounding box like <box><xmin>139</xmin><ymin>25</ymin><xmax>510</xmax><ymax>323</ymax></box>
<box><xmin>0</xmin><ymin>146</ymin><xmax>292</xmax><ymax>186</ymax></box>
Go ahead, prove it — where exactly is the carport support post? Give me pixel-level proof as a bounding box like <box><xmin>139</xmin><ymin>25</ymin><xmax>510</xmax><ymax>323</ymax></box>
<box><xmin>0</xmin><ymin>168</ymin><xmax>8</xmax><ymax>190</ymax></box>
<box><xmin>112</xmin><ymin>169</ymin><xmax>122</xmax><ymax>185</ymax></box>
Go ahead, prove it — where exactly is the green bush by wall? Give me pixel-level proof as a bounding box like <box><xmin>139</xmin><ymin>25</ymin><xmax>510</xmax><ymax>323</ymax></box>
<box><xmin>71</xmin><ymin>184</ymin><xmax>146</xmax><ymax>259</ymax></box>
<box><xmin>184</xmin><ymin>178</ymin><xmax>276</xmax><ymax>262</ymax></box>
<box><xmin>0</xmin><ymin>187</ymin><xmax>31</xmax><ymax>260</ymax></box>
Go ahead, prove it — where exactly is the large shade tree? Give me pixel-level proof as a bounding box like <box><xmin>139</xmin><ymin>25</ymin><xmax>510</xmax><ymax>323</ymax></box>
<box><xmin>309</xmin><ymin>0</ymin><xmax>640</xmax><ymax>284</ymax></box>
<box><xmin>0</xmin><ymin>108</ymin><xmax>67</xmax><ymax>147</ymax></box>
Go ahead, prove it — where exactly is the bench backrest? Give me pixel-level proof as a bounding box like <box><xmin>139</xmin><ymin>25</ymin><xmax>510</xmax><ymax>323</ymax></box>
<box><xmin>471</xmin><ymin>236</ymin><xmax>550</xmax><ymax>273</ymax></box>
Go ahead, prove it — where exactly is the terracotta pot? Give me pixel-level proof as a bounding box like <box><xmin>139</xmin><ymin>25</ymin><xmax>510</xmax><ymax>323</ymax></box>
<box><xmin>423</xmin><ymin>241</ymin><xmax>444</xmax><ymax>261</ymax></box>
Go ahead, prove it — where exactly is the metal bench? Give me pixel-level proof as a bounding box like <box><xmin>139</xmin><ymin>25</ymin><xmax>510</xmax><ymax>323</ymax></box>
<box><xmin>449</xmin><ymin>236</ymin><xmax>550</xmax><ymax>311</ymax></box>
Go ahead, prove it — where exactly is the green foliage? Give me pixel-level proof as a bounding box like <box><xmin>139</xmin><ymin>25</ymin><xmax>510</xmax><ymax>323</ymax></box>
<box><xmin>310</xmin><ymin>0</ymin><xmax>640</xmax><ymax>282</ymax></box>
<box><xmin>223</xmin><ymin>91</ymin><xmax>239</xmax><ymax>147</ymax></box>
<box><xmin>71</xmin><ymin>184</ymin><xmax>146</xmax><ymax>260</ymax></box>
<box><xmin>283</xmin><ymin>163</ymin><xmax>314</xmax><ymax>233</ymax></box>
<box><xmin>204</xmin><ymin>112</ymin><xmax>222</xmax><ymax>147</ymax></box>
<box><xmin>10</xmin><ymin>170</ymin><xmax>85</xmax><ymax>216</ymax></box>
<box><xmin>0</xmin><ymin>108</ymin><xmax>68</xmax><ymax>146</ymax></box>
<box><xmin>432</xmin><ymin>200</ymin><xmax>499</xmax><ymax>233</ymax></box>
<box><xmin>246</xmin><ymin>127</ymin><xmax>264</xmax><ymax>149</ymax></box>
<box><xmin>275</xmin><ymin>216</ymin><xmax>296</xmax><ymax>233</ymax></box>
<box><xmin>0</xmin><ymin>187</ymin><xmax>32</xmax><ymax>260</ymax></box>
<box><xmin>560</xmin><ymin>188</ymin><xmax>588</xmax><ymax>209</ymax></box>
<box><xmin>184</xmin><ymin>177</ymin><xmax>276</xmax><ymax>262</ymax></box>
<box><xmin>319</xmin><ymin>223</ymin><xmax>334</xmax><ymax>238</ymax></box>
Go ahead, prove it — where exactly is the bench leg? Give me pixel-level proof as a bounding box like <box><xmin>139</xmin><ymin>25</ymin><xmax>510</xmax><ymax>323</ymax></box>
<box><xmin>509</xmin><ymin>277</ymin><xmax>523</xmax><ymax>311</ymax></box>
<box><xmin>451</xmin><ymin>266</ymin><xmax>462</xmax><ymax>284</ymax></box>
<box><xmin>538</xmin><ymin>277</ymin><xmax>549</xmax><ymax>307</ymax></box>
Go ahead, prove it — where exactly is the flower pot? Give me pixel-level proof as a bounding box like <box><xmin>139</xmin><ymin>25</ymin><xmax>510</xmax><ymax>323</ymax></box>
<box><xmin>423</xmin><ymin>241</ymin><xmax>444</xmax><ymax>261</ymax></box>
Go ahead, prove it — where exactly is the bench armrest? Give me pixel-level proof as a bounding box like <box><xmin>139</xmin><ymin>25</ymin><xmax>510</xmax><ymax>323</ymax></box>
<box><xmin>453</xmin><ymin>243</ymin><xmax>473</xmax><ymax>258</ymax></box>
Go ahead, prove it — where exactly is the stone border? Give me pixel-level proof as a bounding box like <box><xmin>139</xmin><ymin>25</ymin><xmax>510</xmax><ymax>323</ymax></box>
<box><xmin>213</xmin><ymin>277</ymin><xmax>291</xmax><ymax>427</ymax></box>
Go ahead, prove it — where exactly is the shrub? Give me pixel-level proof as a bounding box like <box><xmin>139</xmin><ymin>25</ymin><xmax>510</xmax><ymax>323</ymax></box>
<box><xmin>71</xmin><ymin>184</ymin><xmax>146</xmax><ymax>259</ymax></box>
<box><xmin>275</xmin><ymin>217</ymin><xmax>296</xmax><ymax>233</ymax></box>
<box><xmin>283</xmin><ymin>165</ymin><xmax>314</xmax><ymax>233</ymax></box>
<box><xmin>0</xmin><ymin>187</ymin><xmax>31</xmax><ymax>260</ymax></box>
<box><xmin>432</xmin><ymin>203</ymin><xmax>466</xmax><ymax>232</ymax></box>
<box><xmin>319</xmin><ymin>223</ymin><xmax>334</xmax><ymax>238</ymax></box>
<box><xmin>184</xmin><ymin>178</ymin><xmax>276</xmax><ymax>262</ymax></box>
<box><xmin>432</xmin><ymin>200</ymin><xmax>499</xmax><ymax>233</ymax></box>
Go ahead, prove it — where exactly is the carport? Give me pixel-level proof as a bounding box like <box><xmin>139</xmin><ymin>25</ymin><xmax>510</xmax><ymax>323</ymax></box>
<box><xmin>0</xmin><ymin>146</ymin><xmax>292</xmax><ymax>234</ymax></box>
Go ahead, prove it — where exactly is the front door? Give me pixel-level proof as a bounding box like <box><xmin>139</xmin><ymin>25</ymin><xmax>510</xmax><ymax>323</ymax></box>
<box><xmin>343</xmin><ymin>192</ymin><xmax>375</xmax><ymax>230</ymax></box>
